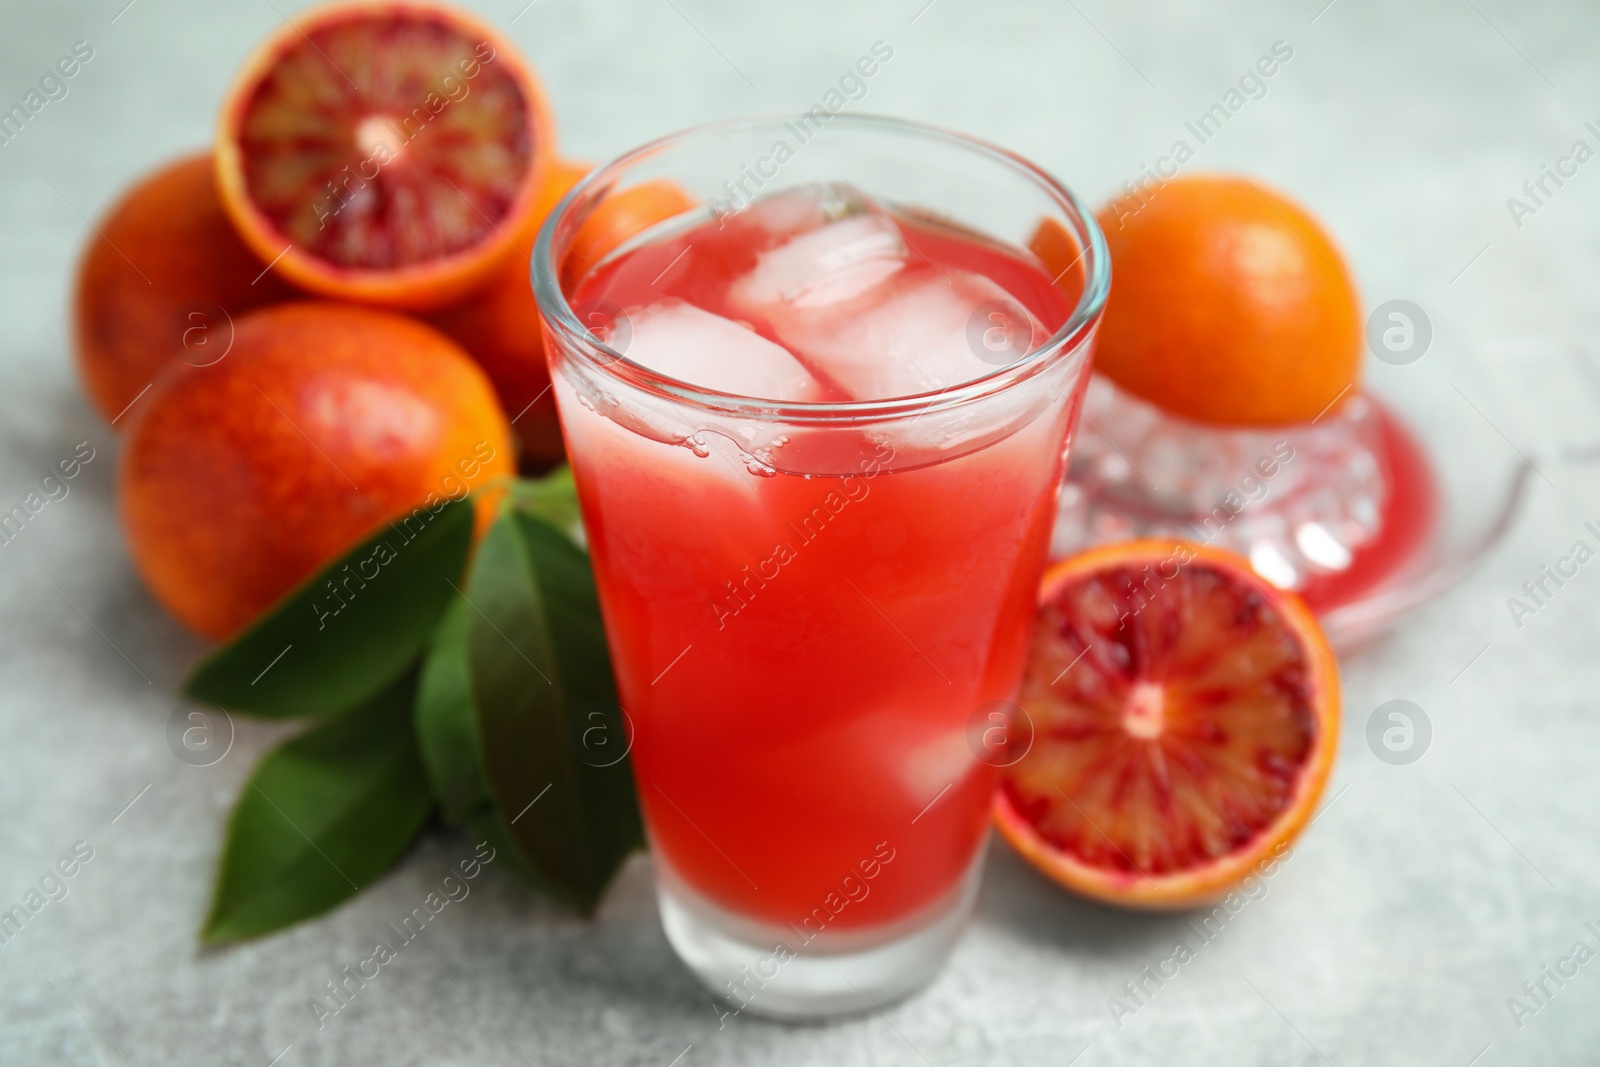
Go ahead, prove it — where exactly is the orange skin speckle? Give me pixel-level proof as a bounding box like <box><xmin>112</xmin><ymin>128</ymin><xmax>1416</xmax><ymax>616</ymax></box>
<box><xmin>1092</xmin><ymin>174</ymin><xmax>1362</xmax><ymax>427</ymax></box>
<box><xmin>72</xmin><ymin>153</ymin><xmax>294</xmax><ymax>426</ymax></box>
<box><xmin>119</xmin><ymin>302</ymin><xmax>514</xmax><ymax>640</ymax></box>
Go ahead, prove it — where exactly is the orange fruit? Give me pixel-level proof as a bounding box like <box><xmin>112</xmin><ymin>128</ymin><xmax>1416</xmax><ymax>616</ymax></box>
<box><xmin>559</xmin><ymin>178</ymin><xmax>698</xmax><ymax>291</ymax></box>
<box><xmin>215</xmin><ymin>0</ymin><xmax>555</xmax><ymax>310</ymax></box>
<box><xmin>1093</xmin><ymin>174</ymin><xmax>1361</xmax><ymax>426</ymax></box>
<box><xmin>72</xmin><ymin>153</ymin><xmax>294</xmax><ymax>426</ymax></box>
<box><xmin>993</xmin><ymin>539</ymin><xmax>1339</xmax><ymax>908</ymax></box>
<box><xmin>528</xmin><ymin>157</ymin><xmax>594</xmax><ymax>231</ymax></box>
<box><xmin>426</xmin><ymin>158</ymin><xmax>591</xmax><ymax>469</ymax></box>
<box><xmin>1027</xmin><ymin>215</ymin><xmax>1090</xmax><ymax>310</ymax></box>
<box><xmin>120</xmin><ymin>302</ymin><xmax>513</xmax><ymax>640</ymax></box>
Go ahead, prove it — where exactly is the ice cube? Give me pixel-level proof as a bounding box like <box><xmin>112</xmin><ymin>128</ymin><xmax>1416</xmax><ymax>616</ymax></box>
<box><xmin>730</xmin><ymin>181</ymin><xmax>880</xmax><ymax>244</ymax></box>
<box><xmin>730</xmin><ymin>185</ymin><xmax>830</xmax><ymax>241</ymax></box>
<box><xmin>767</xmin><ymin>270</ymin><xmax>1046</xmax><ymax>401</ymax></box>
<box><xmin>622</xmin><ymin>299</ymin><xmax>825</xmax><ymax>402</ymax></box>
<box><xmin>730</xmin><ymin>212</ymin><xmax>907</xmax><ymax>310</ymax></box>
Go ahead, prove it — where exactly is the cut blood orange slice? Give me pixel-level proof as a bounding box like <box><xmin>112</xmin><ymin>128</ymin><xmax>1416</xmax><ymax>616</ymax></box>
<box><xmin>215</xmin><ymin>0</ymin><xmax>554</xmax><ymax>309</ymax></box>
<box><xmin>994</xmin><ymin>539</ymin><xmax>1339</xmax><ymax>908</ymax></box>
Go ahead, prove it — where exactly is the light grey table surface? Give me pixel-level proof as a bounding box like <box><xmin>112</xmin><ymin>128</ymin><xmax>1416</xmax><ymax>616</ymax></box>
<box><xmin>3</xmin><ymin>0</ymin><xmax>1599</xmax><ymax>1064</ymax></box>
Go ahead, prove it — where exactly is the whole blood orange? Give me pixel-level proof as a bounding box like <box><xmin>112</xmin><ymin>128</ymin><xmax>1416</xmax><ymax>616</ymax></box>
<box><xmin>558</xmin><ymin>178</ymin><xmax>698</xmax><ymax>291</ymax></box>
<box><xmin>426</xmin><ymin>158</ymin><xmax>591</xmax><ymax>469</ymax></box>
<box><xmin>72</xmin><ymin>153</ymin><xmax>294</xmax><ymax>425</ymax></box>
<box><xmin>215</xmin><ymin>1</ymin><xmax>554</xmax><ymax>310</ymax></box>
<box><xmin>120</xmin><ymin>302</ymin><xmax>513</xmax><ymax>640</ymax></box>
<box><xmin>1093</xmin><ymin>175</ymin><xmax>1361</xmax><ymax>426</ymax></box>
<box><xmin>994</xmin><ymin>539</ymin><xmax>1339</xmax><ymax>908</ymax></box>
<box><xmin>1027</xmin><ymin>215</ymin><xmax>1090</xmax><ymax>310</ymax></box>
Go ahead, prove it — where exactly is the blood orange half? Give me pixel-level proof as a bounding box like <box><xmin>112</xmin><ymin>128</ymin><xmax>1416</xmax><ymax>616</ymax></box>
<box><xmin>215</xmin><ymin>0</ymin><xmax>554</xmax><ymax>310</ymax></box>
<box><xmin>994</xmin><ymin>539</ymin><xmax>1339</xmax><ymax>908</ymax></box>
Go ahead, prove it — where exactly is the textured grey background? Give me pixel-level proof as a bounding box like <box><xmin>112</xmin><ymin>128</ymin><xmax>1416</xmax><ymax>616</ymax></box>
<box><xmin>2</xmin><ymin>0</ymin><xmax>1598</xmax><ymax>1064</ymax></box>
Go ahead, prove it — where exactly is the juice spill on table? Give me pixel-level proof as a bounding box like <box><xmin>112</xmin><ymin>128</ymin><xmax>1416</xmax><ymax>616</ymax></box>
<box><xmin>554</xmin><ymin>187</ymin><xmax>1082</xmax><ymax>932</ymax></box>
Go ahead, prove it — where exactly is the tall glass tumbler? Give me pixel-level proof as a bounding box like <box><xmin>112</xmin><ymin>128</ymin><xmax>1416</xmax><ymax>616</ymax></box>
<box><xmin>533</xmin><ymin>115</ymin><xmax>1108</xmax><ymax>1018</ymax></box>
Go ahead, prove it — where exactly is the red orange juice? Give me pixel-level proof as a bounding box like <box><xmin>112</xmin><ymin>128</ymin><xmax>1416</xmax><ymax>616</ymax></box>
<box><xmin>534</xmin><ymin>116</ymin><xmax>1108</xmax><ymax>1016</ymax></box>
<box><xmin>556</xmin><ymin>189</ymin><xmax>1081</xmax><ymax>930</ymax></box>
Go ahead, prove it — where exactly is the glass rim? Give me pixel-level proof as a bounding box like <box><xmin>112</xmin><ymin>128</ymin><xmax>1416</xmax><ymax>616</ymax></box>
<box><xmin>531</xmin><ymin>112</ymin><xmax>1110</xmax><ymax>424</ymax></box>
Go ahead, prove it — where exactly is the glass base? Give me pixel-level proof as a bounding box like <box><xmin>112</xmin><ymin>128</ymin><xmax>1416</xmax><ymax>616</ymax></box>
<box><xmin>656</xmin><ymin>850</ymin><xmax>985</xmax><ymax>1021</ymax></box>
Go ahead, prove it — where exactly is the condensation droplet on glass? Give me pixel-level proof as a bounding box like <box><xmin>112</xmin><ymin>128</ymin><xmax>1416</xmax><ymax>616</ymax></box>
<box><xmin>741</xmin><ymin>450</ymin><xmax>777</xmax><ymax>477</ymax></box>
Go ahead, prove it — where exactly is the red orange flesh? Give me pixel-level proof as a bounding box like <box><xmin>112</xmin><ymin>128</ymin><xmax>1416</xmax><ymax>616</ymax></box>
<box><xmin>994</xmin><ymin>539</ymin><xmax>1339</xmax><ymax>908</ymax></box>
<box><xmin>215</xmin><ymin>0</ymin><xmax>553</xmax><ymax>309</ymax></box>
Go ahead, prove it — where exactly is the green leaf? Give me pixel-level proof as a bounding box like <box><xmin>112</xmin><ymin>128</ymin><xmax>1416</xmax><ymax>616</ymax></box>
<box><xmin>414</xmin><ymin>597</ymin><xmax>489</xmax><ymax>824</ymax></box>
<box><xmin>185</xmin><ymin>499</ymin><xmax>474</xmax><ymax>718</ymax></box>
<box><xmin>466</xmin><ymin>510</ymin><xmax>642</xmax><ymax>913</ymax></box>
<box><xmin>509</xmin><ymin>465</ymin><xmax>582</xmax><ymax>540</ymax></box>
<box><xmin>202</xmin><ymin>676</ymin><xmax>433</xmax><ymax>943</ymax></box>
<box><xmin>464</xmin><ymin>807</ymin><xmax>566</xmax><ymax>898</ymax></box>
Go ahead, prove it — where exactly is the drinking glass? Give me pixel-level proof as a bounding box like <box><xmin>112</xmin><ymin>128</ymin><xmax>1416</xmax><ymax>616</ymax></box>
<box><xmin>533</xmin><ymin>114</ymin><xmax>1108</xmax><ymax>1018</ymax></box>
